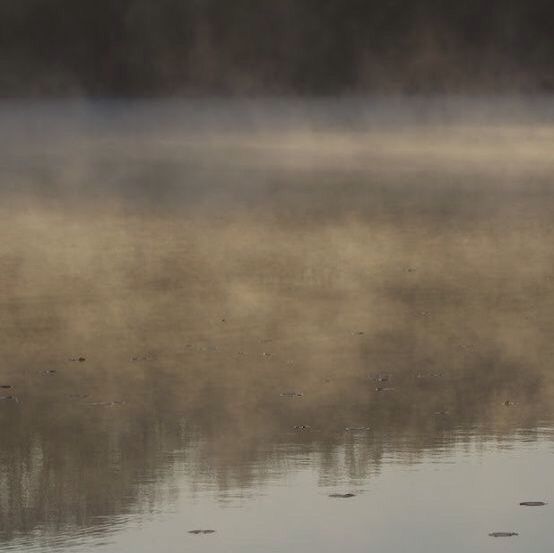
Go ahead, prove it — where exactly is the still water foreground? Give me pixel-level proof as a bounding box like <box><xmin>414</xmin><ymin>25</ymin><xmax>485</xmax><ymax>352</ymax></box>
<box><xmin>1</xmin><ymin>99</ymin><xmax>554</xmax><ymax>552</ymax></box>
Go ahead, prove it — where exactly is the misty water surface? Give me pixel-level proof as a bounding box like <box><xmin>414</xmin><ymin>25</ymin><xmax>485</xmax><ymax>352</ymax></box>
<box><xmin>1</xmin><ymin>98</ymin><xmax>554</xmax><ymax>552</ymax></box>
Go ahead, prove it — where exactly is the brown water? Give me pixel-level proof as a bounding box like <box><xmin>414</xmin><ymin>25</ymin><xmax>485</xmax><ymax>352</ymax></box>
<box><xmin>1</xmin><ymin>99</ymin><xmax>554</xmax><ymax>552</ymax></box>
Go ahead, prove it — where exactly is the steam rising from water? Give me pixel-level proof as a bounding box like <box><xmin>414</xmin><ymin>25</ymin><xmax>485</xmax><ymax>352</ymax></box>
<box><xmin>0</xmin><ymin>98</ymin><xmax>553</xmax><ymax>549</ymax></box>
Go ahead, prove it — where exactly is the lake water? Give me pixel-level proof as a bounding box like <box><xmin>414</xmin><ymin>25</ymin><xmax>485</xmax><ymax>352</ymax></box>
<box><xmin>1</xmin><ymin>98</ymin><xmax>554</xmax><ymax>552</ymax></box>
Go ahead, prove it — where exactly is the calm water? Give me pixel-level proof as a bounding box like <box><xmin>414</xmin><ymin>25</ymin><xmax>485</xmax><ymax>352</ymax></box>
<box><xmin>1</xmin><ymin>98</ymin><xmax>554</xmax><ymax>552</ymax></box>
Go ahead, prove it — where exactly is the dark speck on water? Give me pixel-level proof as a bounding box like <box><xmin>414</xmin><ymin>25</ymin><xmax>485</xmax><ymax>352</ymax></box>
<box><xmin>520</xmin><ymin>501</ymin><xmax>547</xmax><ymax>506</ymax></box>
<box><xmin>0</xmin><ymin>385</ymin><xmax>12</xmax><ymax>389</ymax></box>
<box><xmin>131</xmin><ymin>355</ymin><xmax>152</xmax><ymax>362</ymax></box>
<box><xmin>280</xmin><ymin>392</ymin><xmax>304</xmax><ymax>398</ymax></box>
<box><xmin>489</xmin><ymin>532</ymin><xmax>519</xmax><ymax>537</ymax></box>
<box><xmin>329</xmin><ymin>493</ymin><xmax>356</xmax><ymax>498</ymax></box>
<box><xmin>43</xmin><ymin>369</ymin><xmax>57</xmax><ymax>375</ymax></box>
<box><xmin>189</xmin><ymin>530</ymin><xmax>216</xmax><ymax>535</ymax></box>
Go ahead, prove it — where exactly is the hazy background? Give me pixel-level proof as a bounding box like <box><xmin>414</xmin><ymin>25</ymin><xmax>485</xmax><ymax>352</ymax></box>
<box><xmin>1</xmin><ymin>0</ymin><xmax>553</xmax><ymax>96</ymax></box>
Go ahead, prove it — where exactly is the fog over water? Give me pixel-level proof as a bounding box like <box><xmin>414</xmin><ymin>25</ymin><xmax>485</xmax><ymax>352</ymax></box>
<box><xmin>1</xmin><ymin>98</ymin><xmax>554</xmax><ymax>552</ymax></box>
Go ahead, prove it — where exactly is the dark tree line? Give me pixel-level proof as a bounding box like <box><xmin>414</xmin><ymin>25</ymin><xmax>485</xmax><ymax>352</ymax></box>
<box><xmin>1</xmin><ymin>0</ymin><xmax>553</xmax><ymax>96</ymax></box>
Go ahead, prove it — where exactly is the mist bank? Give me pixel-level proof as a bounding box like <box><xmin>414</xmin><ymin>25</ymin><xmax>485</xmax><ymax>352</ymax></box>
<box><xmin>1</xmin><ymin>0</ymin><xmax>554</xmax><ymax>96</ymax></box>
<box><xmin>1</xmin><ymin>98</ymin><xmax>554</xmax><ymax>217</ymax></box>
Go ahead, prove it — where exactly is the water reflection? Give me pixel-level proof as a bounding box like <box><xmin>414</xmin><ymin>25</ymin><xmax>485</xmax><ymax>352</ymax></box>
<box><xmin>0</xmin><ymin>100</ymin><xmax>553</xmax><ymax>551</ymax></box>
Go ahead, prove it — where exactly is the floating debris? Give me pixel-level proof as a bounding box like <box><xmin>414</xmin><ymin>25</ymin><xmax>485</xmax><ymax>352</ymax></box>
<box><xmin>189</xmin><ymin>530</ymin><xmax>216</xmax><ymax>535</ymax></box>
<box><xmin>262</xmin><ymin>352</ymin><xmax>272</xmax><ymax>358</ymax></box>
<box><xmin>504</xmin><ymin>400</ymin><xmax>516</xmax><ymax>407</ymax></box>
<box><xmin>280</xmin><ymin>392</ymin><xmax>304</xmax><ymax>398</ymax></box>
<box><xmin>489</xmin><ymin>532</ymin><xmax>518</xmax><ymax>538</ymax></box>
<box><xmin>69</xmin><ymin>357</ymin><xmax>86</xmax><ymax>362</ymax></box>
<box><xmin>345</xmin><ymin>427</ymin><xmax>370</xmax><ymax>432</ymax></box>
<box><xmin>293</xmin><ymin>425</ymin><xmax>312</xmax><ymax>431</ymax></box>
<box><xmin>329</xmin><ymin>493</ymin><xmax>356</xmax><ymax>498</ymax></box>
<box><xmin>43</xmin><ymin>369</ymin><xmax>57</xmax><ymax>375</ymax></box>
<box><xmin>0</xmin><ymin>385</ymin><xmax>12</xmax><ymax>389</ymax></box>
<box><xmin>351</xmin><ymin>331</ymin><xmax>364</xmax><ymax>335</ymax></box>
<box><xmin>131</xmin><ymin>354</ymin><xmax>152</xmax><ymax>362</ymax></box>
<box><xmin>375</xmin><ymin>387</ymin><xmax>394</xmax><ymax>392</ymax></box>
<box><xmin>520</xmin><ymin>501</ymin><xmax>547</xmax><ymax>507</ymax></box>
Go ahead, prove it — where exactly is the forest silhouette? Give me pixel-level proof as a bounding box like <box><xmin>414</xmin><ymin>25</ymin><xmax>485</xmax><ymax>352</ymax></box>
<box><xmin>1</xmin><ymin>0</ymin><xmax>553</xmax><ymax>96</ymax></box>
